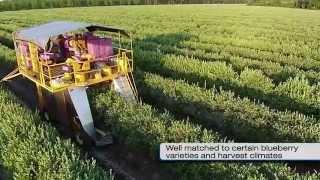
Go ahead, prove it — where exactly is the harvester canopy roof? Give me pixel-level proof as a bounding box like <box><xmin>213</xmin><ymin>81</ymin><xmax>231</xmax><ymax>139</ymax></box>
<box><xmin>15</xmin><ymin>21</ymin><xmax>129</xmax><ymax>49</ymax></box>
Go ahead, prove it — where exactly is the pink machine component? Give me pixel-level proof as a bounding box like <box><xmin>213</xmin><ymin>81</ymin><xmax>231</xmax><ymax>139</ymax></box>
<box><xmin>86</xmin><ymin>34</ymin><xmax>113</xmax><ymax>61</ymax></box>
<box><xmin>19</xmin><ymin>42</ymin><xmax>32</xmax><ymax>68</ymax></box>
<box><xmin>40</xmin><ymin>52</ymin><xmax>63</xmax><ymax>61</ymax></box>
<box><xmin>20</xmin><ymin>42</ymin><xmax>29</xmax><ymax>56</ymax></box>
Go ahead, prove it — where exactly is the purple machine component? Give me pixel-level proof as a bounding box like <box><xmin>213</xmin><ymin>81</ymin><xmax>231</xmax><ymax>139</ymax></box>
<box><xmin>86</xmin><ymin>34</ymin><xmax>113</xmax><ymax>61</ymax></box>
<box><xmin>62</xmin><ymin>65</ymin><xmax>72</xmax><ymax>72</ymax></box>
<box><xmin>40</xmin><ymin>52</ymin><xmax>62</xmax><ymax>61</ymax></box>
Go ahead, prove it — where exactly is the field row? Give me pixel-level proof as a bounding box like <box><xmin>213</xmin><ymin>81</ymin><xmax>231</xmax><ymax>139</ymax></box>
<box><xmin>135</xmin><ymin>49</ymin><xmax>320</xmax><ymax>118</ymax></box>
<box><xmin>181</xmin><ymin>40</ymin><xmax>320</xmax><ymax>71</ymax></box>
<box><xmin>137</xmin><ymin>40</ymin><xmax>320</xmax><ymax>84</ymax></box>
<box><xmin>136</xmin><ymin>32</ymin><xmax>320</xmax><ymax>72</ymax></box>
<box><xmin>90</xmin><ymin>89</ymin><xmax>320</xmax><ymax>179</ymax></box>
<box><xmin>137</xmin><ymin>71</ymin><xmax>320</xmax><ymax>142</ymax></box>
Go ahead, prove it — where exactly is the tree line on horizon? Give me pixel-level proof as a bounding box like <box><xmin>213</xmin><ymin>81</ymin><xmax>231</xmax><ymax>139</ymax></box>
<box><xmin>0</xmin><ymin>0</ymin><xmax>319</xmax><ymax>12</ymax></box>
<box><xmin>0</xmin><ymin>0</ymin><xmax>247</xmax><ymax>11</ymax></box>
<box><xmin>248</xmin><ymin>0</ymin><xmax>320</xmax><ymax>9</ymax></box>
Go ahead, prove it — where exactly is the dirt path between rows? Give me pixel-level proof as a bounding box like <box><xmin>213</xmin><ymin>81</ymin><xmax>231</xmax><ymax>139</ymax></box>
<box><xmin>0</xmin><ymin>166</ymin><xmax>11</xmax><ymax>180</ymax></box>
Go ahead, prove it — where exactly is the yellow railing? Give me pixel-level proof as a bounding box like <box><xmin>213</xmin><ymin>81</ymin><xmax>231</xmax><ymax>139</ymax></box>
<box><xmin>16</xmin><ymin>39</ymin><xmax>135</xmax><ymax>93</ymax></box>
<box><xmin>39</xmin><ymin>51</ymin><xmax>132</xmax><ymax>91</ymax></box>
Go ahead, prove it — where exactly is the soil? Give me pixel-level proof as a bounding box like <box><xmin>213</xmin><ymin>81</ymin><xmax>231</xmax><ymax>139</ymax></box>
<box><xmin>288</xmin><ymin>162</ymin><xmax>320</xmax><ymax>174</ymax></box>
<box><xmin>0</xmin><ymin>166</ymin><xmax>11</xmax><ymax>180</ymax></box>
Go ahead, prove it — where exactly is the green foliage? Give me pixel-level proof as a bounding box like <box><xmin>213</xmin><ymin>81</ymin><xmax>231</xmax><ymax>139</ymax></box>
<box><xmin>90</xmin><ymin>89</ymin><xmax>220</xmax><ymax>156</ymax></box>
<box><xmin>91</xmin><ymin>90</ymin><xmax>319</xmax><ymax>179</ymax></box>
<box><xmin>0</xmin><ymin>86</ymin><xmax>111</xmax><ymax>179</ymax></box>
<box><xmin>138</xmin><ymin>40</ymin><xmax>320</xmax><ymax>84</ymax></box>
<box><xmin>239</xmin><ymin>68</ymin><xmax>275</xmax><ymax>93</ymax></box>
<box><xmin>0</xmin><ymin>0</ymin><xmax>247</xmax><ymax>12</ymax></box>
<box><xmin>0</xmin><ymin>44</ymin><xmax>16</xmax><ymax>76</ymax></box>
<box><xmin>276</xmin><ymin>75</ymin><xmax>320</xmax><ymax>107</ymax></box>
<box><xmin>136</xmin><ymin>50</ymin><xmax>320</xmax><ymax>118</ymax></box>
<box><xmin>248</xmin><ymin>0</ymin><xmax>295</xmax><ymax>7</ymax></box>
<box><xmin>138</xmin><ymin>72</ymin><xmax>320</xmax><ymax>142</ymax></box>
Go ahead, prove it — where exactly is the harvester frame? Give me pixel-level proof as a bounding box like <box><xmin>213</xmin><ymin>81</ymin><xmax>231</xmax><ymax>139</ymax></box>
<box><xmin>1</xmin><ymin>21</ymin><xmax>138</xmax><ymax>146</ymax></box>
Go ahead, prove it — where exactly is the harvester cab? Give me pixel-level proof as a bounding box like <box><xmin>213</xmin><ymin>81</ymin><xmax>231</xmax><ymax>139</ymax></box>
<box><xmin>1</xmin><ymin>21</ymin><xmax>138</xmax><ymax>146</ymax></box>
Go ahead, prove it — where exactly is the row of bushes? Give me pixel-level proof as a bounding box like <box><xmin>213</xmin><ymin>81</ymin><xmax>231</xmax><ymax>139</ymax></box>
<box><xmin>0</xmin><ymin>86</ymin><xmax>111</xmax><ymax>179</ymax></box>
<box><xmin>0</xmin><ymin>30</ymin><xmax>14</xmax><ymax>49</ymax></box>
<box><xmin>139</xmin><ymin>33</ymin><xmax>320</xmax><ymax>71</ymax></box>
<box><xmin>182</xmin><ymin>41</ymin><xmax>320</xmax><ymax>72</ymax></box>
<box><xmin>135</xmin><ymin>49</ymin><xmax>320</xmax><ymax>118</ymax></box>
<box><xmin>137</xmin><ymin>71</ymin><xmax>320</xmax><ymax>142</ymax></box>
<box><xmin>137</xmin><ymin>41</ymin><xmax>320</xmax><ymax>84</ymax></box>
<box><xmin>91</xmin><ymin>89</ymin><xmax>320</xmax><ymax>179</ymax></box>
